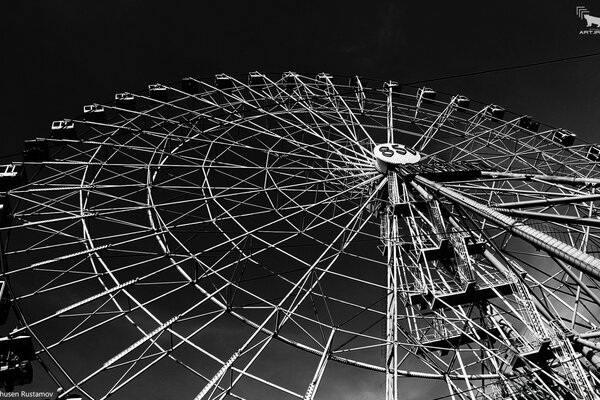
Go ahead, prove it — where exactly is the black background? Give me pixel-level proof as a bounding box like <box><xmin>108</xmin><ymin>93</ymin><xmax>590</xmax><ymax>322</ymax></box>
<box><xmin>2</xmin><ymin>1</ymin><xmax>600</xmax><ymax>159</ymax></box>
<box><xmin>2</xmin><ymin>1</ymin><xmax>600</xmax><ymax>398</ymax></box>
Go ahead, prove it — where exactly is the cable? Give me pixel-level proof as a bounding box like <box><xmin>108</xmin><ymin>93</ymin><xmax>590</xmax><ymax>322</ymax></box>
<box><xmin>402</xmin><ymin>51</ymin><xmax>600</xmax><ymax>86</ymax></box>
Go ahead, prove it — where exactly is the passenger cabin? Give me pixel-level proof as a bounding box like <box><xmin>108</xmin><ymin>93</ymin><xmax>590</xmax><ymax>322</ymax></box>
<box><xmin>551</xmin><ymin>129</ymin><xmax>576</xmax><ymax>147</ymax></box>
<box><xmin>417</xmin><ymin>87</ymin><xmax>436</xmax><ymax>104</ymax></box>
<box><xmin>454</xmin><ymin>95</ymin><xmax>470</xmax><ymax>109</ymax></box>
<box><xmin>83</xmin><ymin>104</ymin><xmax>105</xmax><ymax>122</ymax></box>
<box><xmin>215</xmin><ymin>74</ymin><xmax>233</xmax><ymax>90</ymax></box>
<box><xmin>518</xmin><ymin>115</ymin><xmax>540</xmax><ymax>132</ymax></box>
<box><xmin>485</xmin><ymin>104</ymin><xmax>505</xmax><ymax>120</ymax></box>
<box><xmin>50</xmin><ymin>119</ymin><xmax>76</xmax><ymax>140</ymax></box>
<box><xmin>0</xmin><ymin>335</ymin><xmax>35</xmax><ymax>391</ymax></box>
<box><xmin>114</xmin><ymin>93</ymin><xmax>135</xmax><ymax>110</ymax></box>
<box><xmin>248</xmin><ymin>72</ymin><xmax>266</xmax><ymax>88</ymax></box>
<box><xmin>148</xmin><ymin>84</ymin><xmax>168</xmax><ymax>101</ymax></box>
<box><xmin>181</xmin><ymin>77</ymin><xmax>199</xmax><ymax>94</ymax></box>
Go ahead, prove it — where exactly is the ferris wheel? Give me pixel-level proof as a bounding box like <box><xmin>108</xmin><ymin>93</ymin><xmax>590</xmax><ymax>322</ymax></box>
<box><xmin>0</xmin><ymin>71</ymin><xmax>600</xmax><ymax>399</ymax></box>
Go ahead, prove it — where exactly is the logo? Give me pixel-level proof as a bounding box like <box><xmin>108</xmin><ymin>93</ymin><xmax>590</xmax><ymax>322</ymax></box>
<box><xmin>373</xmin><ymin>143</ymin><xmax>421</xmax><ymax>173</ymax></box>
<box><xmin>577</xmin><ymin>6</ymin><xmax>600</xmax><ymax>34</ymax></box>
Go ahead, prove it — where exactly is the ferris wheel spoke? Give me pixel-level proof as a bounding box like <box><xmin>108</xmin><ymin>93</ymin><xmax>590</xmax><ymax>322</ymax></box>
<box><xmin>70</xmin><ymin>307</ymin><xmax>221</xmax><ymax>399</ymax></box>
<box><xmin>493</xmin><ymin>191</ymin><xmax>600</xmax><ymax>209</ymax></box>
<box><xmin>193</xmin><ymin>176</ymin><xmax>378</xmax><ymax>400</ymax></box>
<box><xmin>528</xmin><ymin>270</ymin><xmax>599</xmax><ymax>327</ymax></box>
<box><xmin>154</xmin><ymin>168</ymin><xmax>370</xmax><ymax>228</ymax></box>
<box><xmin>3</xmin><ymin>221</ymin><xmax>86</xmax><ymax>256</ymax></box>
<box><xmin>192</xmin><ymin>184</ymin><xmax>373</xmax><ymax>290</ymax></box>
<box><xmin>288</xmin><ymin>74</ymin><xmax>371</xmax><ymax>150</ymax></box>
<box><xmin>7</xmin><ymin>221</ymin><xmax>191</xmax><ymax>287</ymax></box>
<box><xmin>219</xmin><ymin>245</ymin><xmax>384</xmax><ymax>334</ymax></box>
<box><xmin>172</xmin><ymin>202</ymin><xmax>370</xmax><ymax>270</ymax></box>
<box><xmin>254</xmin><ymin>77</ymin><xmax>373</xmax><ymax>163</ymax></box>
<box><xmin>414</xmin><ymin>100</ymin><xmax>457</xmax><ymax>153</ymax></box>
<box><xmin>54</xmin><ymin>248</ymin><xmax>286</xmax><ymax>398</ymax></box>
<box><xmin>169</xmin><ymin>129</ymin><xmax>370</xmax><ymax>172</ymax></box>
<box><xmin>427</xmin><ymin>122</ymin><xmax>585</xmax><ymax>179</ymax></box>
<box><xmin>38</xmin><ymin>284</ymin><xmax>184</xmax><ymax>354</ymax></box>
<box><xmin>416</xmin><ymin>175</ymin><xmax>600</xmax><ymax>281</ymax></box>
<box><xmin>207</xmin><ymin>254</ymin><xmax>378</xmax><ymax>344</ymax></box>
<box><xmin>468</xmin><ymin>222</ymin><xmax>600</xmax><ymax>330</ymax></box>
<box><xmin>193</xmin><ymin>335</ymin><xmax>302</xmax><ymax>400</ymax></box>
<box><xmin>187</xmin><ymin>82</ymin><xmax>369</xmax><ymax>166</ymax></box>
<box><xmin>313</xmin><ymin>74</ymin><xmax>376</xmax><ymax>155</ymax></box>
<box><xmin>163</xmin><ymin>174</ymin><xmax>379</xmax><ymax>275</ymax></box>
<box><xmin>101</xmin><ymin>279</ymin><xmax>238</xmax><ymax>371</ymax></box>
<box><xmin>275</xmin><ymin>195</ymin><xmax>377</xmax><ymax>332</ymax></box>
<box><xmin>255</xmin><ymin>115</ymin><xmax>371</xmax><ymax>170</ymax></box>
<box><xmin>11</xmin><ymin>278</ymin><xmax>140</xmax><ymax>336</ymax></box>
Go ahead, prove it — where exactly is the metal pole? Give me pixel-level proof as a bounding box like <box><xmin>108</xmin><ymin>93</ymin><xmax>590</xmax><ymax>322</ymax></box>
<box><xmin>480</xmin><ymin>170</ymin><xmax>600</xmax><ymax>187</ymax></box>
<box><xmin>385</xmin><ymin>81</ymin><xmax>397</xmax><ymax>143</ymax></box>
<box><xmin>385</xmin><ymin>213</ymin><xmax>399</xmax><ymax>400</ymax></box>
<box><xmin>493</xmin><ymin>192</ymin><xmax>600</xmax><ymax>209</ymax></box>
<box><xmin>304</xmin><ymin>329</ymin><xmax>336</xmax><ymax>400</ymax></box>
<box><xmin>414</xmin><ymin>175</ymin><xmax>600</xmax><ymax>281</ymax></box>
<box><xmin>492</xmin><ymin>207</ymin><xmax>600</xmax><ymax>229</ymax></box>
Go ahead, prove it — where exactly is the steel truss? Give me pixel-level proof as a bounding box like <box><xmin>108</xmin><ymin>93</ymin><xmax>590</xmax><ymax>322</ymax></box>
<box><xmin>0</xmin><ymin>72</ymin><xmax>599</xmax><ymax>399</ymax></box>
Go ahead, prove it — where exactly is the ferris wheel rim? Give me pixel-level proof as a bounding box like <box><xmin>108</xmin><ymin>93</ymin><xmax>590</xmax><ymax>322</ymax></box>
<box><xmin>3</xmin><ymin>71</ymin><xmax>600</xmax><ymax>399</ymax></box>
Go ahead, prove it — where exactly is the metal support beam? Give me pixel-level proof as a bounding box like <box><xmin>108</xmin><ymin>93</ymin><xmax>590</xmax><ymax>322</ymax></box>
<box><xmin>480</xmin><ymin>170</ymin><xmax>600</xmax><ymax>187</ymax></box>
<box><xmin>414</xmin><ymin>175</ymin><xmax>600</xmax><ymax>281</ymax></box>
<box><xmin>303</xmin><ymin>329</ymin><xmax>335</xmax><ymax>400</ymax></box>
<box><xmin>580</xmin><ymin>344</ymin><xmax>600</xmax><ymax>378</ymax></box>
<box><xmin>414</xmin><ymin>100</ymin><xmax>456</xmax><ymax>152</ymax></box>
<box><xmin>580</xmin><ymin>331</ymin><xmax>600</xmax><ymax>339</ymax></box>
<box><xmin>384</xmin><ymin>176</ymin><xmax>400</xmax><ymax>400</ymax></box>
<box><xmin>449</xmin><ymin>204</ymin><xmax>600</xmax><ymax>390</ymax></box>
<box><xmin>386</xmin><ymin>214</ymin><xmax>399</xmax><ymax>400</ymax></box>
<box><xmin>385</xmin><ymin>81</ymin><xmax>398</xmax><ymax>143</ymax></box>
<box><xmin>494</xmin><ymin>193</ymin><xmax>600</xmax><ymax>209</ymax></box>
<box><xmin>492</xmin><ymin>207</ymin><xmax>600</xmax><ymax>229</ymax></box>
<box><xmin>550</xmin><ymin>256</ymin><xmax>600</xmax><ymax>311</ymax></box>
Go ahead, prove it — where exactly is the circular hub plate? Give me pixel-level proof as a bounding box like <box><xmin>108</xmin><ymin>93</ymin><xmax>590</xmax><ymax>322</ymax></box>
<box><xmin>373</xmin><ymin>143</ymin><xmax>420</xmax><ymax>172</ymax></box>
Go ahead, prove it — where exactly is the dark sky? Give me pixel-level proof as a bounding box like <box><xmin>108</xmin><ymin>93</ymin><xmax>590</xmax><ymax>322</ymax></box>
<box><xmin>2</xmin><ymin>0</ymin><xmax>600</xmax><ymax>158</ymax></box>
<box><xmin>2</xmin><ymin>1</ymin><xmax>600</xmax><ymax>398</ymax></box>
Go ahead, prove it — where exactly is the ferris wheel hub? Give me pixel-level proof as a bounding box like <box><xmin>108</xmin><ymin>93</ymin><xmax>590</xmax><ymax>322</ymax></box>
<box><xmin>373</xmin><ymin>143</ymin><xmax>421</xmax><ymax>173</ymax></box>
